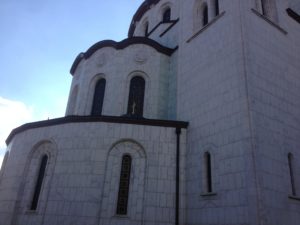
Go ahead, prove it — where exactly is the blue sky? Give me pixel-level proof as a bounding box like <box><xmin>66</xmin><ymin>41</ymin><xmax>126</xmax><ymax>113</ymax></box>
<box><xmin>0</xmin><ymin>0</ymin><xmax>144</xmax><ymax>166</ymax></box>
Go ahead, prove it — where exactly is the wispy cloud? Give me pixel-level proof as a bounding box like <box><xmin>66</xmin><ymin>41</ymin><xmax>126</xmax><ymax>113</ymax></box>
<box><xmin>0</xmin><ymin>96</ymin><xmax>34</xmax><ymax>166</ymax></box>
<box><xmin>0</xmin><ymin>96</ymin><xmax>67</xmax><ymax>168</ymax></box>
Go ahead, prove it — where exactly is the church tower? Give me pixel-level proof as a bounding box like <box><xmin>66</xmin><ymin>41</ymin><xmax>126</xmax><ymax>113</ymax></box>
<box><xmin>0</xmin><ymin>1</ymin><xmax>299</xmax><ymax>225</ymax></box>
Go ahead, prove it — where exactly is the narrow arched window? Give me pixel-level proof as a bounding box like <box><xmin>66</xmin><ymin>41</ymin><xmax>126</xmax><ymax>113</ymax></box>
<box><xmin>127</xmin><ymin>76</ymin><xmax>145</xmax><ymax>118</ymax></box>
<box><xmin>31</xmin><ymin>155</ymin><xmax>48</xmax><ymax>210</ymax></box>
<box><xmin>204</xmin><ymin>152</ymin><xmax>212</xmax><ymax>193</ymax></box>
<box><xmin>203</xmin><ymin>3</ymin><xmax>209</xmax><ymax>26</ymax></box>
<box><xmin>194</xmin><ymin>1</ymin><xmax>202</xmax><ymax>31</ymax></box>
<box><xmin>144</xmin><ymin>21</ymin><xmax>149</xmax><ymax>36</ymax></box>
<box><xmin>261</xmin><ymin>0</ymin><xmax>268</xmax><ymax>16</ymax></box>
<box><xmin>260</xmin><ymin>0</ymin><xmax>277</xmax><ymax>20</ymax></box>
<box><xmin>214</xmin><ymin>0</ymin><xmax>219</xmax><ymax>16</ymax></box>
<box><xmin>288</xmin><ymin>153</ymin><xmax>296</xmax><ymax>196</ymax></box>
<box><xmin>116</xmin><ymin>155</ymin><xmax>132</xmax><ymax>215</ymax></box>
<box><xmin>163</xmin><ymin>8</ymin><xmax>171</xmax><ymax>22</ymax></box>
<box><xmin>91</xmin><ymin>79</ymin><xmax>106</xmax><ymax>115</ymax></box>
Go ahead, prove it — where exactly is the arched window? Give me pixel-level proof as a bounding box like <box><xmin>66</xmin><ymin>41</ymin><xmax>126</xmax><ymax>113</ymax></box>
<box><xmin>31</xmin><ymin>154</ymin><xmax>48</xmax><ymax>210</ymax></box>
<box><xmin>288</xmin><ymin>153</ymin><xmax>296</xmax><ymax>196</ymax></box>
<box><xmin>127</xmin><ymin>76</ymin><xmax>145</xmax><ymax>118</ymax></box>
<box><xmin>163</xmin><ymin>7</ymin><xmax>171</xmax><ymax>22</ymax></box>
<box><xmin>144</xmin><ymin>21</ymin><xmax>149</xmax><ymax>36</ymax></box>
<box><xmin>194</xmin><ymin>1</ymin><xmax>202</xmax><ymax>31</ymax></box>
<box><xmin>91</xmin><ymin>79</ymin><xmax>106</xmax><ymax>115</ymax></box>
<box><xmin>116</xmin><ymin>155</ymin><xmax>132</xmax><ymax>215</ymax></box>
<box><xmin>203</xmin><ymin>3</ymin><xmax>209</xmax><ymax>26</ymax></box>
<box><xmin>261</xmin><ymin>0</ymin><xmax>268</xmax><ymax>16</ymax></box>
<box><xmin>214</xmin><ymin>0</ymin><xmax>219</xmax><ymax>16</ymax></box>
<box><xmin>204</xmin><ymin>152</ymin><xmax>212</xmax><ymax>193</ymax></box>
<box><xmin>259</xmin><ymin>0</ymin><xmax>277</xmax><ymax>20</ymax></box>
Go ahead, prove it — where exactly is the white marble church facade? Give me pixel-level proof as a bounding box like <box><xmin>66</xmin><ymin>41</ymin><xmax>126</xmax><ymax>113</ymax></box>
<box><xmin>0</xmin><ymin>1</ymin><xmax>300</xmax><ymax>225</ymax></box>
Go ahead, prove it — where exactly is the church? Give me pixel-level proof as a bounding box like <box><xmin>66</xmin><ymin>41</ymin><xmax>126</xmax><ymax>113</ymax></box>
<box><xmin>0</xmin><ymin>0</ymin><xmax>300</xmax><ymax>224</ymax></box>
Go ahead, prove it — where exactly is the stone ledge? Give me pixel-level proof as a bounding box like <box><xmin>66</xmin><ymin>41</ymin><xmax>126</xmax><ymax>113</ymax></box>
<box><xmin>6</xmin><ymin>115</ymin><xmax>189</xmax><ymax>145</ymax></box>
<box><xmin>288</xmin><ymin>195</ymin><xmax>300</xmax><ymax>201</ymax></box>
<box><xmin>200</xmin><ymin>192</ymin><xmax>217</xmax><ymax>197</ymax></box>
<box><xmin>251</xmin><ymin>8</ymin><xmax>288</xmax><ymax>35</ymax></box>
<box><xmin>187</xmin><ymin>11</ymin><xmax>226</xmax><ymax>43</ymax></box>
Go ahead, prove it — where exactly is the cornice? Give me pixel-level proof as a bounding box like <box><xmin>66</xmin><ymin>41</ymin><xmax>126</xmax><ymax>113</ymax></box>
<box><xmin>6</xmin><ymin>115</ymin><xmax>189</xmax><ymax>145</ymax></box>
<box><xmin>70</xmin><ymin>37</ymin><xmax>176</xmax><ymax>75</ymax></box>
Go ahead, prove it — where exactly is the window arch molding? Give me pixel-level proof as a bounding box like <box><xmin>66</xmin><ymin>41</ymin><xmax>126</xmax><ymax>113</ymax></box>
<box><xmin>109</xmin><ymin>139</ymin><xmax>146</xmax><ymax>157</ymax></box>
<box><xmin>12</xmin><ymin>140</ymin><xmax>57</xmax><ymax>224</ymax></box>
<box><xmin>123</xmin><ymin>71</ymin><xmax>150</xmax><ymax>117</ymax></box>
<box><xmin>98</xmin><ymin>140</ymin><xmax>146</xmax><ymax>223</ymax></box>
<box><xmin>85</xmin><ymin>73</ymin><xmax>107</xmax><ymax>115</ymax></box>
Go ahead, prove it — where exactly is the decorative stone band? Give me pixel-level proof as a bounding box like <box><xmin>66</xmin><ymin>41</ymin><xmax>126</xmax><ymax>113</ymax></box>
<box><xmin>70</xmin><ymin>37</ymin><xmax>177</xmax><ymax>75</ymax></box>
<box><xmin>6</xmin><ymin>115</ymin><xmax>189</xmax><ymax>145</ymax></box>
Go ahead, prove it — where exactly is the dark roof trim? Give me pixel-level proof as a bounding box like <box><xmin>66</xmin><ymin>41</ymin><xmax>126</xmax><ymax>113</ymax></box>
<box><xmin>6</xmin><ymin>115</ymin><xmax>189</xmax><ymax>145</ymax></box>
<box><xmin>128</xmin><ymin>0</ymin><xmax>161</xmax><ymax>37</ymax></box>
<box><xmin>70</xmin><ymin>37</ymin><xmax>176</xmax><ymax>75</ymax></box>
<box><xmin>287</xmin><ymin>8</ymin><xmax>300</xmax><ymax>24</ymax></box>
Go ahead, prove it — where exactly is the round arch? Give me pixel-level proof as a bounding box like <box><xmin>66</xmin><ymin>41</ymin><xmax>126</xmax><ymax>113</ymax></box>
<box><xmin>12</xmin><ymin>139</ymin><xmax>57</xmax><ymax>225</ymax></box>
<box><xmin>122</xmin><ymin>71</ymin><xmax>151</xmax><ymax>117</ymax></box>
<box><xmin>98</xmin><ymin>139</ymin><xmax>146</xmax><ymax>223</ymax></box>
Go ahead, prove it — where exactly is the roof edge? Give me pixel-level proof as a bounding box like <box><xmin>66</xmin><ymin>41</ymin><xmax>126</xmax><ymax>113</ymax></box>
<box><xmin>70</xmin><ymin>37</ymin><xmax>176</xmax><ymax>75</ymax></box>
<box><xmin>6</xmin><ymin>115</ymin><xmax>189</xmax><ymax>145</ymax></box>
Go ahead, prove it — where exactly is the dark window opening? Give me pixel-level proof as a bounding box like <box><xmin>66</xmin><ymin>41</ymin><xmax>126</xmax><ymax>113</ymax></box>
<box><xmin>261</xmin><ymin>0</ymin><xmax>267</xmax><ymax>15</ymax></box>
<box><xmin>31</xmin><ymin>155</ymin><xmax>48</xmax><ymax>211</ymax></box>
<box><xmin>127</xmin><ymin>76</ymin><xmax>145</xmax><ymax>118</ymax></box>
<box><xmin>288</xmin><ymin>153</ymin><xmax>296</xmax><ymax>196</ymax></box>
<box><xmin>145</xmin><ymin>22</ymin><xmax>149</xmax><ymax>36</ymax></box>
<box><xmin>91</xmin><ymin>79</ymin><xmax>106</xmax><ymax>115</ymax></box>
<box><xmin>163</xmin><ymin>8</ymin><xmax>171</xmax><ymax>22</ymax></box>
<box><xmin>204</xmin><ymin>152</ymin><xmax>212</xmax><ymax>193</ymax></box>
<box><xmin>215</xmin><ymin>0</ymin><xmax>219</xmax><ymax>16</ymax></box>
<box><xmin>116</xmin><ymin>155</ymin><xmax>132</xmax><ymax>215</ymax></box>
<box><xmin>203</xmin><ymin>4</ymin><xmax>208</xmax><ymax>26</ymax></box>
